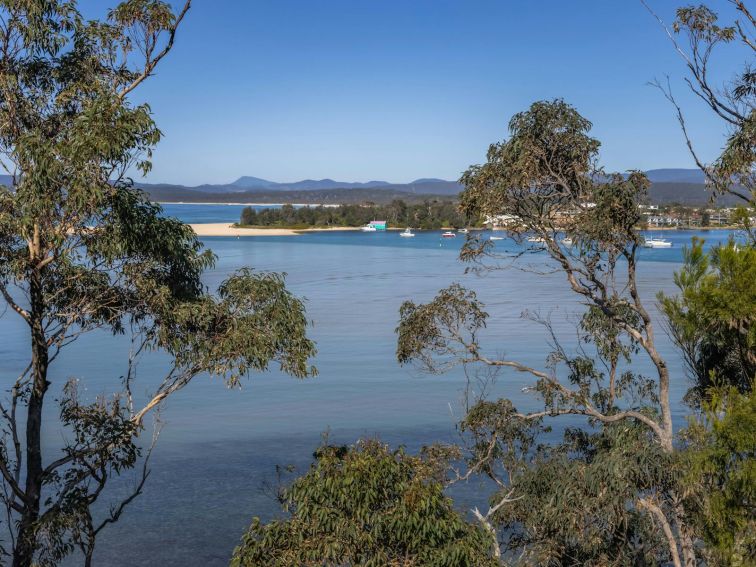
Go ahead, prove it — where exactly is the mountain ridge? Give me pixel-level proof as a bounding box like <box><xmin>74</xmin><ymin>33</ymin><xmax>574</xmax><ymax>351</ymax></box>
<box><xmin>230</xmin><ymin>176</ymin><xmax>392</xmax><ymax>191</ymax></box>
<box><xmin>0</xmin><ymin>169</ymin><xmax>734</xmax><ymax>205</ymax></box>
<box><xmin>155</xmin><ymin>168</ymin><xmax>709</xmax><ymax>194</ymax></box>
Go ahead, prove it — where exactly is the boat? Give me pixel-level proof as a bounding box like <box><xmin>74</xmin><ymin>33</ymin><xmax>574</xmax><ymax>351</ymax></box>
<box><xmin>399</xmin><ymin>227</ymin><xmax>415</xmax><ymax>238</ymax></box>
<box><xmin>489</xmin><ymin>236</ymin><xmax>504</xmax><ymax>241</ymax></box>
<box><xmin>561</xmin><ymin>237</ymin><xmax>573</xmax><ymax>245</ymax></box>
<box><xmin>441</xmin><ymin>231</ymin><xmax>456</xmax><ymax>238</ymax></box>
<box><xmin>458</xmin><ymin>228</ymin><xmax>469</xmax><ymax>234</ymax></box>
<box><xmin>362</xmin><ymin>220</ymin><xmax>387</xmax><ymax>232</ymax></box>
<box><xmin>643</xmin><ymin>237</ymin><xmax>672</xmax><ymax>248</ymax></box>
<box><xmin>527</xmin><ymin>236</ymin><xmax>546</xmax><ymax>243</ymax></box>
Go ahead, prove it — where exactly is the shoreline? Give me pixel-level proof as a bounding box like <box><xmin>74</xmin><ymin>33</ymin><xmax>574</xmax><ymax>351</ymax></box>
<box><xmin>162</xmin><ymin>201</ymin><xmax>340</xmax><ymax>207</ymax></box>
<box><xmin>190</xmin><ymin>223</ymin><xmax>739</xmax><ymax>238</ymax></box>
<box><xmin>189</xmin><ymin>223</ymin><xmax>362</xmax><ymax>237</ymax></box>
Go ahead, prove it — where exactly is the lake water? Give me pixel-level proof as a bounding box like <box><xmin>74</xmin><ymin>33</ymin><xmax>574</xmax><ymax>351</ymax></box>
<box><xmin>0</xmin><ymin>204</ymin><xmax>743</xmax><ymax>566</ymax></box>
<box><xmin>159</xmin><ymin>203</ymin><xmax>282</xmax><ymax>224</ymax></box>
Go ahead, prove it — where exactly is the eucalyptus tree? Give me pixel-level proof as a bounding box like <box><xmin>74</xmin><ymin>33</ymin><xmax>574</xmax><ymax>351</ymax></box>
<box><xmin>644</xmin><ymin>1</ymin><xmax>755</xmax><ymax>206</ymax></box>
<box><xmin>0</xmin><ymin>2</ymin><xmax>316</xmax><ymax>566</ymax></box>
<box><xmin>397</xmin><ymin>100</ymin><xmax>696</xmax><ymax>565</ymax></box>
<box><xmin>231</xmin><ymin>440</ymin><xmax>497</xmax><ymax>567</ymax></box>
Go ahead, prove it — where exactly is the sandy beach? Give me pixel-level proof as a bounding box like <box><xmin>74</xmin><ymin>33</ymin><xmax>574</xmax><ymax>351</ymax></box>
<box><xmin>189</xmin><ymin>223</ymin><xmax>361</xmax><ymax>236</ymax></box>
<box><xmin>163</xmin><ymin>202</ymin><xmax>340</xmax><ymax>207</ymax></box>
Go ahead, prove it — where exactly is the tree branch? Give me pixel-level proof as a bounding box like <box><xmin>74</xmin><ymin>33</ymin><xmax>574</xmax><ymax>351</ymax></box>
<box><xmin>638</xmin><ymin>497</ymin><xmax>682</xmax><ymax>567</ymax></box>
<box><xmin>116</xmin><ymin>1</ymin><xmax>192</xmax><ymax>101</ymax></box>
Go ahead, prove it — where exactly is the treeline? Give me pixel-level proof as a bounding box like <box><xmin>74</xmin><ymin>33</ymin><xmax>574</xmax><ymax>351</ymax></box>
<box><xmin>239</xmin><ymin>199</ymin><xmax>471</xmax><ymax>229</ymax></box>
<box><xmin>145</xmin><ymin>185</ymin><xmax>453</xmax><ymax>205</ymax></box>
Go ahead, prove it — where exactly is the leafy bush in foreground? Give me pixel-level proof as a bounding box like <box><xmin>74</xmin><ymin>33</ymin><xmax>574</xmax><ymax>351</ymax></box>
<box><xmin>230</xmin><ymin>440</ymin><xmax>496</xmax><ymax>567</ymax></box>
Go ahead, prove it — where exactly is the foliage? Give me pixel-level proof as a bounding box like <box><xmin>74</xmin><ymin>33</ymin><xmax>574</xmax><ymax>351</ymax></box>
<box><xmin>458</xmin><ymin>98</ymin><xmax>600</xmax><ymax>225</ymax></box>
<box><xmin>397</xmin><ymin>99</ymin><xmax>695</xmax><ymax>565</ymax></box>
<box><xmin>0</xmin><ymin>1</ymin><xmax>316</xmax><ymax>565</ymax></box>
<box><xmin>650</xmin><ymin>1</ymin><xmax>755</xmax><ymax>204</ymax></box>
<box><xmin>239</xmin><ymin>199</ymin><xmax>470</xmax><ymax>230</ymax></box>
<box><xmin>660</xmin><ymin>238</ymin><xmax>756</xmax><ymax>405</ymax></box>
<box><xmin>230</xmin><ymin>440</ymin><xmax>496</xmax><ymax>567</ymax></box>
<box><xmin>680</xmin><ymin>385</ymin><xmax>756</xmax><ymax>566</ymax></box>
<box><xmin>397</xmin><ymin>284</ymin><xmax>488</xmax><ymax>372</ymax></box>
<box><xmin>491</xmin><ymin>423</ymin><xmax>672</xmax><ymax>566</ymax></box>
<box><xmin>659</xmin><ymin>227</ymin><xmax>756</xmax><ymax>566</ymax></box>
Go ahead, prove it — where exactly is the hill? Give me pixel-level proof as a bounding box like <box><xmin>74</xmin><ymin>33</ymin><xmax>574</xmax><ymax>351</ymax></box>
<box><xmin>142</xmin><ymin>185</ymin><xmax>447</xmax><ymax>205</ymax></box>
<box><xmin>138</xmin><ymin>168</ymin><xmax>715</xmax><ymax>200</ymax></box>
<box><xmin>646</xmin><ymin>182</ymin><xmax>741</xmax><ymax>206</ymax></box>
<box><xmin>229</xmin><ymin>177</ymin><xmax>393</xmax><ymax>191</ymax></box>
<box><xmin>643</xmin><ymin>168</ymin><xmax>706</xmax><ymax>184</ymax></box>
<box><xmin>0</xmin><ymin>170</ymin><xmax>743</xmax><ymax>206</ymax></box>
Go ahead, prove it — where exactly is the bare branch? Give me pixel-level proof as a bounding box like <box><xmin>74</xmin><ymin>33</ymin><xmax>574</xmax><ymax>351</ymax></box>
<box><xmin>638</xmin><ymin>497</ymin><xmax>683</xmax><ymax>567</ymax></box>
<box><xmin>116</xmin><ymin>1</ymin><xmax>192</xmax><ymax>101</ymax></box>
<box><xmin>0</xmin><ymin>284</ymin><xmax>30</xmax><ymax>323</ymax></box>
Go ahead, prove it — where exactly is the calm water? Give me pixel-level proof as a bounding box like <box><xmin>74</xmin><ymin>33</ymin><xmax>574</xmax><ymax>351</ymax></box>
<box><xmin>0</xmin><ymin>204</ymin><xmax>743</xmax><ymax>566</ymax></box>
<box><xmin>159</xmin><ymin>203</ymin><xmax>282</xmax><ymax>223</ymax></box>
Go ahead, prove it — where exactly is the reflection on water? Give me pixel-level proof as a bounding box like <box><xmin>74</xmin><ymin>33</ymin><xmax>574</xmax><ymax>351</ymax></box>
<box><xmin>0</xmin><ymin>205</ymin><xmax>740</xmax><ymax>565</ymax></box>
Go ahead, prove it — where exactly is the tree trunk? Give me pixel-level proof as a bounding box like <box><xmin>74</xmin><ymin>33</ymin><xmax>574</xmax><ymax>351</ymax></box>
<box><xmin>674</xmin><ymin>502</ymin><xmax>697</xmax><ymax>567</ymax></box>
<box><xmin>13</xmin><ymin>268</ymin><xmax>48</xmax><ymax>567</ymax></box>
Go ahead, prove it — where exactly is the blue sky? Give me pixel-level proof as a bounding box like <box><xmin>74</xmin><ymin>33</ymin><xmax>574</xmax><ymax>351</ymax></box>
<box><xmin>98</xmin><ymin>0</ymin><xmax>747</xmax><ymax>185</ymax></box>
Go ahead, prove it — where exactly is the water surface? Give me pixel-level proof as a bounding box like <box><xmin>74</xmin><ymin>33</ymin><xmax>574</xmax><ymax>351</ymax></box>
<box><xmin>0</xmin><ymin>204</ymin><xmax>742</xmax><ymax>565</ymax></box>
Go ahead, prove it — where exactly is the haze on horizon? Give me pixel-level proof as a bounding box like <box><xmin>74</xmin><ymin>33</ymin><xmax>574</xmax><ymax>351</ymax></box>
<box><xmin>105</xmin><ymin>0</ymin><xmax>747</xmax><ymax>186</ymax></box>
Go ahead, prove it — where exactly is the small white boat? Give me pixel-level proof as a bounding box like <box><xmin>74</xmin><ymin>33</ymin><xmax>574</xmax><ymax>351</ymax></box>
<box><xmin>361</xmin><ymin>224</ymin><xmax>377</xmax><ymax>232</ymax></box>
<box><xmin>399</xmin><ymin>227</ymin><xmax>415</xmax><ymax>238</ymax></box>
<box><xmin>489</xmin><ymin>236</ymin><xmax>504</xmax><ymax>241</ymax></box>
<box><xmin>527</xmin><ymin>236</ymin><xmax>546</xmax><ymax>243</ymax></box>
<box><xmin>458</xmin><ymin>228</ymin><xmax>469</xmax><ymax>234</ymax></box>
<box><xmin>643</xmin><ymin>237</ymin><xmax>672</xmax><ymax>248</ymax></box>
<box><xmin>441</xmin><ymin>231</ymin><xmax>456</xmax><ymax>238</ymax></box>
<box><xmin>561</xmin><ymin>237</ymin><xmax>573</xmax><ymax>246</ymax></box>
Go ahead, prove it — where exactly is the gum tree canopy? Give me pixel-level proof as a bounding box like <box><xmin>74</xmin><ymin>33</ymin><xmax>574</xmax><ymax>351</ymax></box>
<box><xmin>0</xmin><ymin>2</ymin><xmax>316</xmax><ymax>566</ymax></box>
<box><xmin>397</xmin><ymin>99</ymin><xmax>698</xmax><ymax>566</ymax></box>
<box><xmin>231</xmin><ymin>440</ymin><xmax>497</xmax><ymax>567</ymax></box>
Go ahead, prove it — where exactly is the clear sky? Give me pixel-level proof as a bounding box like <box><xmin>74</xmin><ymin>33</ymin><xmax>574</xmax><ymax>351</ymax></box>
<box><xmin>94</xmin><ymin>0</ymin><xmax>748</xmax><ymax>186</ymax></box>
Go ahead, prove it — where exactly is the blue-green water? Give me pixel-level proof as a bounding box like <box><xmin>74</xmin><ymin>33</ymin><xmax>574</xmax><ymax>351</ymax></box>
<box><xmin>0</xmin><ymin>204</ymin><xmax>743</xmax><ymax>565</ymax></box>
<box><xmin>159</xmin><ymin>203</ymin><xmax>281</xmax><ymax>223</ymax></box>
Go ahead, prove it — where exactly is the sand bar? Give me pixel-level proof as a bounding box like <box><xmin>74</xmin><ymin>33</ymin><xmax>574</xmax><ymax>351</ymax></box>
<box><xmin>189</xmin><ymin>223</ymin><xmax>361</xmax><ymax>237</ymax></box>
<box><xmin>163</xmin><ymin>202</ymin><xmax>340</xmax><ymax>207</ymax></box>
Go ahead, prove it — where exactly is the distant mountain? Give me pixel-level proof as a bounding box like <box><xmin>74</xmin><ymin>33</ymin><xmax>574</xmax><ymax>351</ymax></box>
<box><xmin>143</xmin><ymin>186</ymin><xmax>447</xmax><ymax>205</ymax></box>
<box><xmin>157</xmin><ymin>169</ymin><xmax>709</xmax><ymax>195</ymax></box>
<box><xmin>231</xmin><ymin>176</ymin><xmax>278</xmax><ymax>189</ymax></box>
<box><xmin>643</xmin><ymin>168</ymin><xmax>706</xmax><ymax>184</ymax></box>
<box><xmin>135</xmin><ymin>177</ymin><xmax>463</xmax><ymax>197</ymax></box>
<box><xmin>411</xmin><ymin>178</ymin><xmax>448</xmax><ymax>184</ymax></box>
<box><xmin>1</xmin><ymin>168</ymin><xmax>738</xmax><ymax>206</ymax></box>
<box><xmin>377</xmin><ymin>180</ymin><xmax>462</xmax><ymax>196</ymax></box>
<box><xmin>646</xmin><ymin>182</ymin><xmax>740</xmax><ymax>206</ymax></box>
<box><xmin>229</xmin><ymin>177</ymin><xmax>392</xmax><ymax>191</ymax></box>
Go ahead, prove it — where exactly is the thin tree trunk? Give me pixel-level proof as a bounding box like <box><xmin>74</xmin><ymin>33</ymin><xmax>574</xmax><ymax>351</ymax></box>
<box><xmin>638</xmin><ymin>498</ymin><xmax>682</xmax><ymax>567</ymax></box>
<box><xmin>608</xmin><ymin>355</ymin><xmax>617</xmax><ymax>406</ymax></box>
<box><xmin>674</xmin><ymin>502</ymin><xmax>697</xmax><ymax>567</ymax></box>
<box><xmin>13</xmin><ymin>267</ymin><xmax>47</xmax><ymax>567</ymax></box>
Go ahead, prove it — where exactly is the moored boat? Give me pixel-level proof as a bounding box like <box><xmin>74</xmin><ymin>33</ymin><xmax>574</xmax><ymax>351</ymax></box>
<box><xmin>400</xmin><ymin>227</ymin><xmax>415</xmax><ymax>237</ymax></box>
<box><xmin>441</xmin><ymin>231</ymin><xmax>456</xmax><ymax>238</ymax></box>
<box><xmin>643</xmin><ymin>237</ymin><xmax>672</xmax><ymax>248</ymax></box>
